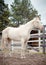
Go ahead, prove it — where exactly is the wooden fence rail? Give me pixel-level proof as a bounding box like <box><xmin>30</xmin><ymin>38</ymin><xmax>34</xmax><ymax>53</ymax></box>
<box><xmin>11</xmin><ymin>25</ymin><xmax>46</xmax><ymax>54</ymax></box>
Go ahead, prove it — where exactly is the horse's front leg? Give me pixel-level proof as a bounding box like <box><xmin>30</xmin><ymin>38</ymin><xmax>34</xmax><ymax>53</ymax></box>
<box><xmin>21</xmin><ymin>39</ymin><xmax>26</xmax><ymax>58</ymax></box>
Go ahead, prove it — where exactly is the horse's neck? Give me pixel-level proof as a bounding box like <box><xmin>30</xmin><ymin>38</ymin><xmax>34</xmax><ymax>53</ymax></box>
<box><xmin>24</xmin><ymin>20</ymin><xmax>34</xmax><ymax>33</ymax></box>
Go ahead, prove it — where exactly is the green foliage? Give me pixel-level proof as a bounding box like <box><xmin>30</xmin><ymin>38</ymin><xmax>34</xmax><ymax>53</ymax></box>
<box><xmin>0</xmin><ymin>0</ymin><xmax>10</xmax><ymax>31</ymax></box>
<box><xmin>11</xmin><ymin>0</ymin><xmax>38</xmax><ymax>26</ymax></box>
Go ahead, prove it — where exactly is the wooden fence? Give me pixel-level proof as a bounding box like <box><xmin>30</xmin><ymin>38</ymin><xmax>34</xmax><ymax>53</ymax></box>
<box><xmin>42</xmin><ymin>25</ymin><xmax>46</xmax><ymax>54</ymax></box>
<box><xmin>27</xmin><ymin>25</ymin><xmax>46</xmax><ymax>54</ymax></box>
<box><xmin>11</xmin><ymin>25</ymin><xmax>46</xmax><ymax>54</ymax></box>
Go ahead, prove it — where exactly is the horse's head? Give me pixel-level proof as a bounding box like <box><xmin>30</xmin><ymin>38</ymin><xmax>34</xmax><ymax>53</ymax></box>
<box><xmin>32</xmin><ymin>16</ymin><xmax>44</xmax><ymax>30</ymax></box>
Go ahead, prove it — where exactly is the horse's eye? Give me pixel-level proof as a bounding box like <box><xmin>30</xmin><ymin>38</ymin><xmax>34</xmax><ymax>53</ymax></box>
<box><xmin>37</xmin><ymin>21</ymin><xmax>39</xmax><ymax>23</ymax></box>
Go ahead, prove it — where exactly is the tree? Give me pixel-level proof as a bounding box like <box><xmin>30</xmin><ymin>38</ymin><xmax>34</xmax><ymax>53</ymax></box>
<box><xmin>11</xmin><ymin>0</ymin><xmax>38</xmax><ymax>26</ymax></box>
<box><xmin>0</xmin><ymin>0</ymin><xmax>10</xmax><ymax>31</ymax></box>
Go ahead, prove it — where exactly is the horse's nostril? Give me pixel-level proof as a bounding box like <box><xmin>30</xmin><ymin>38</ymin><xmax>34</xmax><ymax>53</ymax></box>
<box><xmin>42</xmin><ymin>26</ymin><xmax>44</xmax><ymax>29</ymax></box>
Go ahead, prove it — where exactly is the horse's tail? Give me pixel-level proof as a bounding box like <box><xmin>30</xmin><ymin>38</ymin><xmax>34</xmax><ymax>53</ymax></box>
<box><xmin>1</xmin><ymin>27</ymin><xmax>10</xmax><ymax>50</ymax></box>
<box><xmin>1</xmin><ymin>32</ymin><xmax>4</xmax><ymax>50</ymax></box>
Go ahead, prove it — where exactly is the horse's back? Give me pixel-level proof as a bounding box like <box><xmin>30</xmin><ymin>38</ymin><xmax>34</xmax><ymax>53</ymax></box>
<box><xmin>2</xmin><ymin>27</ymin><xmax>15</xmax><ymax>33</ymax></box>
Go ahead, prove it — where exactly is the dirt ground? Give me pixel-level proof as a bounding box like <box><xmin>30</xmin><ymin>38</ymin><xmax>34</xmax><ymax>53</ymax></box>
<box><xmin>0</xmin><ymin>53</ymin><xmax>46</xmax><ymax>65</ymax></box>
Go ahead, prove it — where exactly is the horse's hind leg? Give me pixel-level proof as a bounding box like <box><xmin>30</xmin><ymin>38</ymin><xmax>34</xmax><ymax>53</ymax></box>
<box><xmin>3</xmin><ymin>38</ymin><xmax>12</xmax><ymax>57</ymax></box>
<box><xmin>1</xmin><ymin>37</ymin><xmax>7</xmax><ymax>50</ymax></box>
<box><xmin>1</xmin><ymin>37</ymin><xmax>4</xmax><ymax>50</ymax></box>
<box><xmin>1</xmin><ymin>38</ymin><xmax>8</xmax><ymax>56</ymax></box>
<box><xmin>7</xmin><ymin>39</ymin><xmax>12</xmax><ymax>57</ymax></box>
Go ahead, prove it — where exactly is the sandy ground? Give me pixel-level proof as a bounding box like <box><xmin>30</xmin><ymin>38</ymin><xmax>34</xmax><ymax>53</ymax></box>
<box><xmin>0</xmin><ymin>35</ymin><xmax>46</xmax><ymax>65</ymax></box>
<box><xmin>0</xmin><ymin>52</ymin><xmax>46</xmax><ymax>65</ymax></box>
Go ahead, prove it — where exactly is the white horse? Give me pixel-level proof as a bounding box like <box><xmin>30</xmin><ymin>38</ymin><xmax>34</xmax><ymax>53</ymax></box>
<box><xmin>1</xmin><ymin>16</ymin><xmax>44</xmax><ymax>58</ymax></box>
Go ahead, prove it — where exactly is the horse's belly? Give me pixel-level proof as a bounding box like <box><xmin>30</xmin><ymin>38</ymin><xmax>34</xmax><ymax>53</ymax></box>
<box><xmin>8</xmin><ymin>28</ymin><xmax>30</xmax><ymax>41</ymax></box>
<box><xmin>8</xmin><ymin>31</ymin><xmax>21</xmax><ymax>41</ymax></box>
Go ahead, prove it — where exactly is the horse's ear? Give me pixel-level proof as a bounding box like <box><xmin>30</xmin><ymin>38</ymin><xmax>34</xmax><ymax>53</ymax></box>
<box><xmin>36</xmin><ymin>15</ymin><xmax>41</xmax><ymax>20</ymax></box>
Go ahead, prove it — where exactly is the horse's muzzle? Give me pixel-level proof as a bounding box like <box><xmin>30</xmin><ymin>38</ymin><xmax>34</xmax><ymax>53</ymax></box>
<box><xmin>40</xmin><ymin>25</ymin><xmax>44</xmax><ymax>30</ymax></box>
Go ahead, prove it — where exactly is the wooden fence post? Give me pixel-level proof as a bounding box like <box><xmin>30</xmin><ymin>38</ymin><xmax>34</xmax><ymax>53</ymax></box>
<box><xmin>38</xmin><ymin>30</ymin><xmax>41</xmax><ymax>52</ymax></box>
<box><xmin>42</xmin><ymin>26</ymin><xmax>45</xmax><ymax>54</ymax></box>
